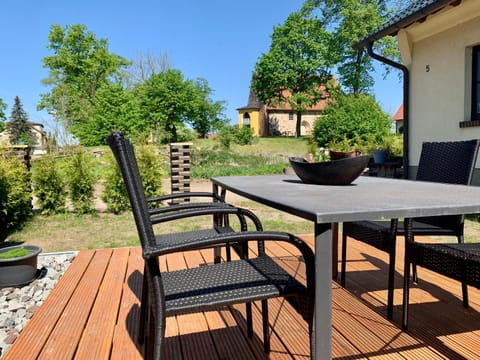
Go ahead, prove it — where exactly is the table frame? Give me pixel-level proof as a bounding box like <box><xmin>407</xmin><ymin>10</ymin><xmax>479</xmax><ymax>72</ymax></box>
<box><xmin>211</xmin><ymin>174</ymin><xmax>480</xmax><ymax>359</ymax></box>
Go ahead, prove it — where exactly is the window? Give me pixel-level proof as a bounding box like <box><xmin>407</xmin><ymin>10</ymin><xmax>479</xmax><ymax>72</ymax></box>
<box><xmin>288</xmin><ymin>112</ymin><xmax>294</xmax><ymax>121</ymax></box>
<box><xmin>472</xmin><ymin>45</ymin><xmax>480</xmax><ymax>120</ymax></box>
<box><xmin>243</xmin><ymin>113</ymin><xmax>251</xmax><ymax>128</ymax></box>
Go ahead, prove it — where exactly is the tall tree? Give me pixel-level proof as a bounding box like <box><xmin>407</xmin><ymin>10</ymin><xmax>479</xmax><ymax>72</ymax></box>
<box><xmin>38</xmin><ymin>24</ymin><xmax>130</xmax><ymax>142</ymax></box>
<box><xmin>140</xmin><ymin>69</ymin><xmax>227</xmax><ymax>142</ymax></box>
<box><xmin>252</xmin><ymin>11</ymin><xmax>332</xmax><ymax>137</ymax></box>
<box><xmin>0</xmin><ymin>98</ymin><xmax>6</xmax><ymax>132</ymax></box>
<box><xmin>303</xmin><ymin>0</ymin><xmax>399</xmax><ymax>94</ymax></box>
<box><xmin>6</xmin><ymin>96</ymin><xmax>35</xmax><ymax>145</ymax></box>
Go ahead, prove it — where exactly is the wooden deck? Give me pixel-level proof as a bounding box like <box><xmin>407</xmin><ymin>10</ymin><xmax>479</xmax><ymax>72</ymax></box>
<box><xmin>4</xmin><ymin>234</ymin><xmax>480</xmax><ymax>359</ymax></box>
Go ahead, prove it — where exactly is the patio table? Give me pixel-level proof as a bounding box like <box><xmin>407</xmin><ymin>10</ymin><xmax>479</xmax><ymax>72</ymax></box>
<box><xmin>211</xmin><ymin>174</ymin><xmax>480</xmax><ymax>360</ymax></box>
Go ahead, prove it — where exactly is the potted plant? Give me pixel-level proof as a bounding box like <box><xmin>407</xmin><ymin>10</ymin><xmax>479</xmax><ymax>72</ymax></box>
<box><xmin>0</xmin><ymin>245</ymin><xmax>42</xmax><ymax>287</ymax></box>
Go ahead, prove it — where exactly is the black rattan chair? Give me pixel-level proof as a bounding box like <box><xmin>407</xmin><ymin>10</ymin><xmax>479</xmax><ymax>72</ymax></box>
<box><xmin>107</xmin><ymin>131</ymin><xmax>315</xmax><ymax>359</ymax></box>
<box><xmin>341</xmin><ymin>139</ymin><xmax>480</xmax><ymax>320</ymax></box>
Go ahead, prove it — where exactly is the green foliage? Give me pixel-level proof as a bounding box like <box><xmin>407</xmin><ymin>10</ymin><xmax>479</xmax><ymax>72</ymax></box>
<box><xmin>0</xmin><ymin>154</ymin><xmax>32</xmax><ymax>238</ymax></box>
<box><xmin>312</xmin><ymin>93</ymin><xmax>391</xmax><ymax>148</ymax></box>
<box><xmin>102</xmin><ymin>153</ymin><xmax>130</xmax><ymax>214</ymax></box>
<box><xmin>135</xmin><ymin>142</ymin><xmax>165</xmax><ymax>198</ymax></box>
<box><xmin>0</xmin><ymin>98</ymin><xmax>6</xmax><ymax>123</ymax></box>
<box><xmin>66</xmin><ymin>149</ymin><xmax>97</xmax><ymax>214</ymax></box>
<box><xmin>6</xmin><ymin>96</ymin><xmax>35</xmax><ymax>145</ymax></box>
<box><xmin>139</xmin><ymin>69</ymin><xmax>227</xmax><ymax>143</ymax></box>
<box><xmin>32</xmin><ymin>156</ymin><xmax>66</xmax><ymax>215</ymax></box>
<box><xmin>234</xmin><ymin>126</ymin><xmax>254</xmax><ymax>145</ymax></box>
<box><xmin>102</xmin><ymin>142</ymin><xmax>164</xmax><ymax>213</ymax></box>
<box><xmin>38</xmin><ymin>24</ymin><xmax>130</xmax><ymax>143</ymax></box>
<box><xmin>253</xmin><ymin>10</ymin><xmax>332</xmax><ymax>136</ymax></box>
<box><xmin>217</xmin><ymin>126</ymin><xmax>254</xmax><ymax>148</ymax></box>
<box><xmin>303</xmin><ymin>0</ymin><xmax>399</xmax><ymax>94</ymax></box>
<box><xmin>78</xmin><ymin>83</ymin><xmax>142</xmax><ymax>146</ymax></box>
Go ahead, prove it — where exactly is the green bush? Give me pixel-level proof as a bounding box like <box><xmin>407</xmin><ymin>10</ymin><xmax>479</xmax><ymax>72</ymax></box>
<box><xmin>102</xmin><ymin>142</ymin><xmax>165</xmax><ymax>214</ymax></box>
<box><xmin>66</xmin><ymin>149</ymin><xmax>97</xmax><ymax>214</ymax></box>
<box><xmin>102</xmin><ymin>153</ymin><xmax>130</xmax><ymax>214</ymax></box>
<box><xmin>0</xmin><ymin>155</ymin><xmax>32</xmax><ymax>238</ymax></box>
<box><xmin>313</xmin><ymin>93</ymin><xmax>391</xmax><ymax>148</ymax></box>
<box><xmin>233</xmin><ymin>126</ymin><xmax>254</xmax><ymax>145</ymax></box>
<box><xmin>136</xmin><ymin>143</ymin><xmax>165</xmax><ymax>198</ymax></box>
<box><xmin>32</xmin><ymin>156</ymin><xmax>66</xmax><ymax>215</ymax></box>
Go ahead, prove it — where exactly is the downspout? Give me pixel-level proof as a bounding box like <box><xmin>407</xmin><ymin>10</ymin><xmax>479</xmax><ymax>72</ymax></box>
<box><xmin>366</xmin><ymin>41</ymin><xmax>410</xmax><ymax>179</ymax></box>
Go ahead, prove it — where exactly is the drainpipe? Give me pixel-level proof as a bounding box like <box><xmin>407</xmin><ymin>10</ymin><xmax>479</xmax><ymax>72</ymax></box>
<box><xmin>366</xmin><ymin>41</ymin><xmax>410</xmax><ymax>179</ymax></box>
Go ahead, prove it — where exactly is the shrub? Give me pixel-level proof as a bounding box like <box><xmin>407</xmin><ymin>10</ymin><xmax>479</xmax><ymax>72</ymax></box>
<box><xmin>32</xmin><ymin>156</ymin><xmax>66</xmax><ymax>215</ymax></box>
<box><xmin>102</xmin><ymin>142</ymin><xmax>165</xmax><ymax>213</ymax></box>
<box><xmin>313</xmin><ymin>93</ymin><xmax>391</xmax><ymax>148</ymax></box>
<box><xmin>102</xmin><ymin>153</ymin><xmax>130</xmax><ymax>214</ymax></box>
<box><xmin>66</xmin><ymin>149</ymin><xmax>97</xmax><ymax>214</ymax></box>
<box><xmin>0</xmin><ymin>155</ymin><xmax>32</xmax><ymax>238</ymax></box>
<box><xmin>233</xmin><ymin>126</ymin><xmax>254</xmax><ymax>145</ymax></box>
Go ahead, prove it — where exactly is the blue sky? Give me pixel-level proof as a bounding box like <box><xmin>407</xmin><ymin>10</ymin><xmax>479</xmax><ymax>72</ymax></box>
<box><xmin>0</xmin><ymin>0</ymin><xmax>402</xmax><ymax>132</ymax></box>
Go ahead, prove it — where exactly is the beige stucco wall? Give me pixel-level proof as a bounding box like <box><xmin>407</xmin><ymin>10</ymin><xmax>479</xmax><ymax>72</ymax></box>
<box><xmin>398</xmin><ymin>0</ymin><xmax>480</xmax><ymax>171</ymax></box>
<box><xmin>267</xmin><ymin>111</ymin><xmax>321</xmax><ymax>136</ymax></box>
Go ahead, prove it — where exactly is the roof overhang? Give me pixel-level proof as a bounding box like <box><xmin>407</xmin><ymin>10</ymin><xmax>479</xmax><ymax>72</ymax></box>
<box><xmin>353</xmin><ymin>0</ymin><xmax>461</xmax><ymax>49</ymax></box>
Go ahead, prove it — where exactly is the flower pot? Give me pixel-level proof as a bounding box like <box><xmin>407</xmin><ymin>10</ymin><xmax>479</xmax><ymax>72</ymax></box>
<box><xmin>0</xmin><ymin>245</ymin><xmax>42</xmax><ymax>287</ymax></box>
<box><xmin>372</xmin><ymin>149</ymin><xmax>387</xmax><ymax>164</ymax></box>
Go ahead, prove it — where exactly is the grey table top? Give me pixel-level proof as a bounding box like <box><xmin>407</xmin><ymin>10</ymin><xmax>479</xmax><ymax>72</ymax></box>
<box><xmin>212</xmin><ymin>175</ymin><xmax>480</xmax><ymax>224</ymax></box>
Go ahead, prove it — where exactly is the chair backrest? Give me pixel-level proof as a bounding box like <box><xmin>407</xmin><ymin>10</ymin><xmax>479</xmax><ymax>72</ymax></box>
<box><xmin>415</xmin><ymin>139</ymin><xmax>480</xmax><ymax>230</ymax></box>
<box><xmin>416</xmin><ymin>140</ymin><xmax>480</xmax><ymax>184</ymax></box>
<box><xmin>107</xmin><ymin>131</ymin><xmax>157</xmax><ymax>250</ymax></box>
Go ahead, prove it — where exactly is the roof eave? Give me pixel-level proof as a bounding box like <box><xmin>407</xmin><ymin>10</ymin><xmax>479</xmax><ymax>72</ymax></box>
<box><xmin>353</xmin><ymin>0</ymin><xmax>457</xmax><ymax>50</ymax></box>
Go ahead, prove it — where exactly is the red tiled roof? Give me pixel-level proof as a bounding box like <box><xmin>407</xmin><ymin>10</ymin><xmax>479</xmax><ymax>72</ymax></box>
<box><xmin>393</xmin><ymin>103</ymin><xmax>404</xmax><ymax>121</ymax></box>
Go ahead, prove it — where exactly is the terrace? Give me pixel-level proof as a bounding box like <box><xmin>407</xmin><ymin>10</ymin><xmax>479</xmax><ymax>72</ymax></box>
<box><xmin>4</xmin><ymin>233</ymin><xmax>480</xmax><ymax>359</ymax></box>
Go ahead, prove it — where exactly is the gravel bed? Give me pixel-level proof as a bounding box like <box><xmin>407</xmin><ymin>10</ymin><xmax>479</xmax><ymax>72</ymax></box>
<box><xmin>0</xmin><ymin>251</ymin><xmax>77</xmax><ymax>357</ymax></box>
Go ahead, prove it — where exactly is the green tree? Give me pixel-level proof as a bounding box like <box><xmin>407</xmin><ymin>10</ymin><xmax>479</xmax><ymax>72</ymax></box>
<box><xmin>79</xmin><ymin>83</ymin><xmax>142</xmax><ymax>146</ymax></box>
<box><xmin>303</xmin><ymin>0</ymin><xmax>399</xmax><ymax>94</ymax></box>
<box><xmin>0</xmin><ymin>98</ymin><xmax>6</xmax><ymax>133</ymax></box>
<box><xmin>140</xmin><ymin>69</ymin><xmax>226</xmax><ymax>142</ymax></box>
<box><xmin>6</xmin><ymin>96</ymin><xmax>35</xmax><ymax>145</ymax></box>
<box><xmin>38</xmin><ymin>24</ymin><xmax>130</xmax><ymax>143</ymax></box>
<box><xmin>189</xmin><ymin>78</ymin><xmax>229</xmax><ymax>138</ymax></box>
<box><xmin>312</xmin><ymin>93</ymin><xmax>391</xmax><ymax>147</ymax></box>
<box><xmin>252</xmin><ymin>11</ymin><xmax>332</xmax><ymax>137</ymax></box>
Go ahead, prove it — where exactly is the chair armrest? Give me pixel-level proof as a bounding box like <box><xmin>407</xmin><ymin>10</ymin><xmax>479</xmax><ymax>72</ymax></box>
<box><xmin>150</xmin><ymin>205</ymin><xmax>262</xmax><ymax>231</ymax></box>
<box><xmin>149</xmin><ymin>201</ymin><xmax>230</xmax><ymax>216</ymax></box>
<box><xmin>147</xmin><ymin>192</ymin><xmax>224</xmax><ymax>205</ymax></box>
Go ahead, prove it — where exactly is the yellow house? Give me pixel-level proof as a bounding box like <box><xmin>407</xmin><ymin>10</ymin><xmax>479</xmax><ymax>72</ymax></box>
<box><xmin>237</xmin><ymin>87</ymin><xmax>328</xmax><ymax>137</ymax></box>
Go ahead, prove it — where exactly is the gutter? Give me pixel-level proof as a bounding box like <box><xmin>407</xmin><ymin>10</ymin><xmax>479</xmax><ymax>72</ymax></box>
<box><xmin>366</xmin><ymin>41</ymin><xmax>410</xmax><ymax>179</ymax></box>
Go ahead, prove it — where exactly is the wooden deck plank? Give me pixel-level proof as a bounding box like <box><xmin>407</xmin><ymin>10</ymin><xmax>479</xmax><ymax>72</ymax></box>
<box><xmin>76</xmin><ymin>247</ymin><xmax>130</xmax><ymax>360</ymax></box>
<box><xmin>5</xmin><ymin>234</ymin><xmax>480</xmax><ymax>359</ymax></box>
<box><xmin>111</xmin><ymin>247</ymin><xmax>144</xmax><ymax>360</ymax></box>
<box><xmin>38</xmin><ymin>249</ymin><xmax>113</xmax><ymax>360</ymax></box>
<box><xmin>2</xmin><ymin>250</ymin><xmax>95</xmax><ymax>360</ymax></box>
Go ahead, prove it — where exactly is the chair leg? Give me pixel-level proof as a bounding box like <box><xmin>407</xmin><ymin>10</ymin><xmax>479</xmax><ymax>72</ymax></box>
<box><xmin>246</xmin><ymin>302</ymin><xmax>253</xmax><ymax>338</ymax></box>
<box><xmin>139</xmin><ymin>267</ymin><xmax>148</xmax><ymax>343</ymax></box>
<box><xmin>262</xmin><ymin>300</ymin><xmax>270</xmax><ymax>353</ymax></box>
<box><xmin>456</xmin><ymin>235</ymin><xmax>469</xmax><ymax>307</ymax></box>
<box><xmin>402</xmin><ymin>250</ymin><xmax>411</xmax><ymax>331</ymax></box>
<box><xmin>386</xmin><ymin>238</ymin><xmax>396</xmax><ymax>320</ymax></box>
<box><xmin>340</xmin><ymin>232</ymin><xmax>347</xmax><ymax>287</ymax></box>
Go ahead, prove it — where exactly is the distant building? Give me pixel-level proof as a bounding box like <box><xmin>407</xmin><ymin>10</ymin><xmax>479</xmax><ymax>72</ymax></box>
<box><xmin>237</xmin><ymin>86</ymin><xmax>330</xmax><ymax>137</ymax></box>
<box><xmin>392</xmin><ymin>104</ymin><xmax>404</xmax><ymax>134</ymax></box>
<box><xmin>0</xmin><ymin>122</ymin><xmax>47</xmax><ymax>154</ymax></box>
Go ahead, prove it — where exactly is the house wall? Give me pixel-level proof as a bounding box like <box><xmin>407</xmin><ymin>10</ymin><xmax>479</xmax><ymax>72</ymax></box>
<box><xmin>398</xmin><ymin>0</ymin><xmax>480</xmax><ymax>178</ymax></box>
<box><xmin>267</xmin><ymin>111</ymin><xmax>321</xmax><ymax>136</ymax></box>
<box><xmin>238</xmin><ymin>109</ymin><xmax>262</xmax><ymax>136</ymax></box>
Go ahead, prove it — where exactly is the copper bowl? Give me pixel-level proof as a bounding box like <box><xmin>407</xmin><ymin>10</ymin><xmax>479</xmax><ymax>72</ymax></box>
<box><xmin>288</xmin><ymin>155</ymin><xmax>369</xmax><ymax>185</ymax></box>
